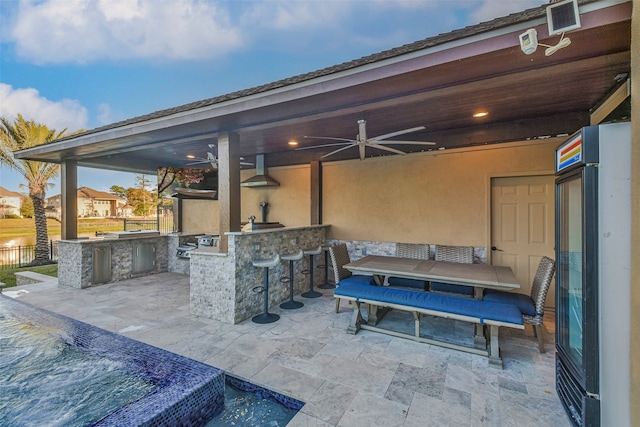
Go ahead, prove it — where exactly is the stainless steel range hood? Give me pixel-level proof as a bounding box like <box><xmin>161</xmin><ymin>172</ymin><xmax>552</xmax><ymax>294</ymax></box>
<box><xmin>241</xmin><ymin>154</ymin><xmax>280</xmax><ymax>187</ymax></box>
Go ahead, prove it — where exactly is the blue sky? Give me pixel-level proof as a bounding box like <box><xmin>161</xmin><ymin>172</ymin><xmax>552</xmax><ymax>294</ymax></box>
<box><xmin>0</xmin><ymin>0</ymin><xmax>541</xmax><ymax>195</ymax></box>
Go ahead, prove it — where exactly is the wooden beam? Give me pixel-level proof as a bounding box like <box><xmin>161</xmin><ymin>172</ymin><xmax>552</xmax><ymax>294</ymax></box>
<box><xmin>310</xmin><ymin>161</ymin><xmax>322</xmax><ymax>224</ymax></box>
<box><xmin>61</xmin><ymin>160</ymin><xmax>78</xmax><ymax>240</ymax></box>
<box><xmin>217</xmin><ymin>132</ymin><xmax>241</xmax><ymax>253</ymax></box>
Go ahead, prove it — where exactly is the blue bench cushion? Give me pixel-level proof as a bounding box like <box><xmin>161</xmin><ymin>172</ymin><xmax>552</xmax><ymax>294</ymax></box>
<box><xmin>339</xmin><ymin>275</ymin><xmax>376</xmax><ymax>286</ymax></box>
<box><xmin>430</xmin><ymin>282</ymin><xmax>474</xmax><ymax>296</ymax></box>
<box><xmin>388</xmin><ymin>277</ymin><xmax>427</xmax><ymax>290</ymax></box>
<box><xmin>483</xmin><ymin>289</ymin><xmax>537</xmax><ymax>316</ymax></box>
<box><xmin>335</xmin><ymin>281</ymin><xmax>523</xmax><ymax>325</ymax></box>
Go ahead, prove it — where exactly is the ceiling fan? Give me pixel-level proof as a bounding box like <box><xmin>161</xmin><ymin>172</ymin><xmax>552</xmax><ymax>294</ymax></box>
<box><xmin>186</xmin><ymin>144</ymin><xmax>253</xmax><ymax>169</ymax></box>
<box><xmin>298</xmin><ymin>119</ymin><xmax>436</xmax><ymax>160</ymax></box>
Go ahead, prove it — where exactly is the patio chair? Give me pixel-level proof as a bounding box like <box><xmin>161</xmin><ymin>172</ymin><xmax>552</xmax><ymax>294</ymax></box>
<box><xmin>329</xmin><ymin>244</ymin><xmax>376</xmax><ymax>313</ymax></box>
<box><xmin>387</xmin><ymin>243</ymin><xmax>429</xmax><ymax>290</ymax></box>
<box><xmin>429</xmin><ymin>245</ymin><xmax>475</xmax><ymax>297</ymax></box>
<box><xmin>483</xmin><ymin>256</ymin><xmax>556</xmax><ymax>352</ymax></box>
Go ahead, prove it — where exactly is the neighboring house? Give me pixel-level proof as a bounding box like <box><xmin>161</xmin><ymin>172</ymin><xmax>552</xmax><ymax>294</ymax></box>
<box><xmin>0</xmin><ymin>186</ymin><xmax>23</xmax><ymax>217</ymax></box>
<box><xmin>47</xmin><ymin>187</ymin><xmax>127</xmax><ymax>218</ymax></box>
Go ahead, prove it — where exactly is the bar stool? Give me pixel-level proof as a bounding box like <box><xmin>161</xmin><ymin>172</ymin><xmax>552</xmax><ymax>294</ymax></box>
<box><xmin>317</xmin><ymin>245</ymin><xmax>335</xmax><ymax>289</ymax></box>
<box><xmin>251</xmin><ymin>254</ymin><xmax>281</xmax><ymax>324</ymax></box>
<box><xmin>279</xmin><ymin>249</ymin><xmax>304</xmax><ymax>310</ymax></box>
<box><xmin>301</xmin><ymin>246</ymin><xmax>323</xmax><ymax>298</ymax></box>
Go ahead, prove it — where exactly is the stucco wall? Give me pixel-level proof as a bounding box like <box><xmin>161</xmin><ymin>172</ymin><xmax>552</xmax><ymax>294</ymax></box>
<box><xmin>240</xmin><ymin>164</ymin><xmax>310</xmax><ymax>227</ymax></box>
<box><xmin>322</xmin><ymin>139</ymin><xmax>558</xmax><ymax>245</ymax></box>
<box><xmin>183</xmin><ymin>139</ymin><xmax>558</xmax><ymax>247</ymax></box>
<box><xmin>181</xmin><ymin>199</ymin><xmax>219</xmax><ymax>234</ymax></box>
<box><xmin>629</xmin><ymin>0</ymin><xmax>638</xmax><ymax>423</ymax></box>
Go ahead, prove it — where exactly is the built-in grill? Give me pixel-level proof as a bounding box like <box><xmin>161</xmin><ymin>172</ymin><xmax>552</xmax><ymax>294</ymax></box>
<box><xmin>176</xmin><ymin>243</ymin><xmax>197</xmax><ymax>259</ymax></box>
<box><xmin>197</xmin><ymin>234</ymin><xmax>219</xmax><ymax>247</ymax></box>
<box><xmin>176</xmin><ymin>235</ymin><xmax>220</xmax><ymax>259</ymax></box>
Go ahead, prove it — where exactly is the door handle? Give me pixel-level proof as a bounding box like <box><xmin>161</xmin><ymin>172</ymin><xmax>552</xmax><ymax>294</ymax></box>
<box><xmin>491</xmin><ymin>246</ymin><xmax>503</xmax><ymax>251</ymax></box>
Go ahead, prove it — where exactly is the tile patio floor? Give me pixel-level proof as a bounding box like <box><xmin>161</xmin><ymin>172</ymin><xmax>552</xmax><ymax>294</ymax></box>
<box><xmin>4</xmin><ymin>273</ymin><xmax>571</xmax><ymax>426</ymax></box>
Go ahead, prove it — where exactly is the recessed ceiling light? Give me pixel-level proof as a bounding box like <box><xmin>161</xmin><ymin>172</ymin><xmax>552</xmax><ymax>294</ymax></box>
<box><xmin>473</xmin><ymin>111</ymin><xmax>489</xmax><ymax>118</ymax></box>
<box><xmin>186</xmin><ymin>154</ymin><xmax>195</xmax><ymax>159</ymax></box>
<box><xmin>288</xmin><ymin>140</ymin><xmax>298</xmax><ymax>146</ymax></box>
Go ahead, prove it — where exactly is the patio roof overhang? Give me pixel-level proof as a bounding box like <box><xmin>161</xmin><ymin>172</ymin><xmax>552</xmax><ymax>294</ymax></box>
<box><xmin>14</xmin><ymin>0</ymin><xmax>632</xmax><ymax>174</ymax></box>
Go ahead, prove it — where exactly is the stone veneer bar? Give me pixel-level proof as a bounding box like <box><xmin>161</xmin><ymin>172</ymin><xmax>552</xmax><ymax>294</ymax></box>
<box><xmin>57</xmin><ymin>233</ymin><xmax>198</xmax><ymax>288</ymax></box>
<box><xmin>190</xmin><ymin>225</ymin><xmax>330</xmax><ymax>324</ymax></box>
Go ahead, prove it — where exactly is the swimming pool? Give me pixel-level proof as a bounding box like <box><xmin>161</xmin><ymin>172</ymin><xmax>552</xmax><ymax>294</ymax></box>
<box><xmin>0</xmin><ymin>295</ymin><xmax>302</xmax><ymax>426</ymax></box>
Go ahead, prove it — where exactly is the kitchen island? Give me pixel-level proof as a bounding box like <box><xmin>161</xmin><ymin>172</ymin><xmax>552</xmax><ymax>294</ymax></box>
<box><xmin>57</xmin><ymin>231</ymin><xmax>201</xmax><ymax>288</ymax></box>
<box><xmin>189</xmin><ymin>224</ymin><xmax>330</xmax><ymax>323</ymax></box>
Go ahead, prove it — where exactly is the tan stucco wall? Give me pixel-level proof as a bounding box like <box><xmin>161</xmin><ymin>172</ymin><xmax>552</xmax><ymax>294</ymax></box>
<box><xmin>322</xmin><ymin>139</ymin><xmax>558</xmax><ymax>245</ymax></box>
<box><xmin>240</xmin><ymin>164</ymin><xmax>310</xmax><ymax>227</ymax></box>
<box><xmin>186</xmin><ymin>139</ymin><xmax>558</xmax><ymax>246</ymax></box>
<box><xmin>181</xmin><ymin>199</ymin><xmax>219</xmax><ymax>234</ymax></box>
<box><xmin>629</xmin><ymin>0</ymin><xmax>638</xmax><ymax>424</ymax></box>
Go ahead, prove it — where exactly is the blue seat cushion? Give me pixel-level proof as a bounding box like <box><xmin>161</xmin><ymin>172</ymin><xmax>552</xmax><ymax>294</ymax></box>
<box><xmin>334</xmin><ymin>281</ymin><xmax>522</xmax><ymax>325</ymax></box>
<box><xmin>430</xmin><ymin>281</ymin><xmax>474</xmax><ymax>296</ymax></box>
<box><xmin>483</xmin><ymin>289</ymin><xmax>537</xmax><ymax>316</ymax></box>
<box><xmin>339</xmin><ymin>275</ymin><xmax>376</xmax><ymax>286</ymax></box>
<box><xmin>388</xmin><ymin>277</ymin><xmax>427</xmax><ymax>290</ymax></box>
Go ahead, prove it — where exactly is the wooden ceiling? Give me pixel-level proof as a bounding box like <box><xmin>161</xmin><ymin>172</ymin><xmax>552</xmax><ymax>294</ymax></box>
<box><xmin>16</xmin><ymin>1</ymin><xmax>632</xmax><ymax>173</ymax></box>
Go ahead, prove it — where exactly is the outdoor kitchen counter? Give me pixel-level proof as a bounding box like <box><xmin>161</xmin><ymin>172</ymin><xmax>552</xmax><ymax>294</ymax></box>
<box><xmin>57</xmin><ymin>234</ymin><xmax>170</xmax><ymax>289</ymax></box>
<box><xmin>189</xmin><ymin>224</ymin><xmax>331</xmax><ymax>323</ymax></box>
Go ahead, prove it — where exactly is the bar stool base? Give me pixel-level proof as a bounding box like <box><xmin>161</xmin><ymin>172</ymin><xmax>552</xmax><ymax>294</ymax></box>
<box><xmin>252</xmin><ymin>312</ymin><xmax>280</xmax><ymax>324</ymax></box>
<box><xmin>280</xmin><ymin>300</ymin><xmax>304</xmax><ymax>309</ymax></box>
<box><xmin>301</xmin><ymin>290</ymin><xmax>322</xmax><ymax>298</ymax></box>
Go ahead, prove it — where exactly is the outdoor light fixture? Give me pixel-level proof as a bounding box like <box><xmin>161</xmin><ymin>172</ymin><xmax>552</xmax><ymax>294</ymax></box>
<box><xmin>288</xmin><ymin>140</ymin><xmax>298</xmax><ymax>146</ymax></box>
<box><xmin>473</xmin><ymin>111</ymin><xmax>489</xmax><ymax>118</ymax></box>
<box><xmin>519</xmin><ymin>0</ymin><xmax>580</xmax><ymax>57</ymax></box>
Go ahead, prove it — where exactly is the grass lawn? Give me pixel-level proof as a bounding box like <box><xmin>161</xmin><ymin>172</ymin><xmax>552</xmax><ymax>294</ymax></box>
<box><xmin>0</xmin><ymin>263</ymin><xmax>58</xmax><ymax>288</ymax></box>
<box><xmin>0</xmin><ymin>218</ymin><xmax>126</xmax><ymax>239</ymax></box>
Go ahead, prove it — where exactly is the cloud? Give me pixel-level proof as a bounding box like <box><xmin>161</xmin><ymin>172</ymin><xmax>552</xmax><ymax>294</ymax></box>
<box><xmin>0</xmin><ymin>83</ymin><xmax>88</xmax><ymax>131</ymax></box>
<box><xmin>9</xmin><ymin>0</ymin><xmax>245</xmax><ymax>64</ymax></box>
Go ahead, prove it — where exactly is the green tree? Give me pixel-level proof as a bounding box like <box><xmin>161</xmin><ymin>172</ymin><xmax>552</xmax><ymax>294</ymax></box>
<box><xmin>0</xmin><ymin>115</ymin><xmax>67</xmax><ymax>265</ymax></box>
<box><xmin>109</xmin><ymin>185</ymin><xmax>127</xmax><ymax>199</ymax></box>
<box><xmin>20</xmin><ymin>195</ymin><xmax>34</xmax><ymax>218</ymax></box>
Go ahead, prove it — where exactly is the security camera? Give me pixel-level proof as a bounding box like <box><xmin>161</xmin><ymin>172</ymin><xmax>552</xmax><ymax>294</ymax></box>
<box><xmin>519</xmin><ymin>29</ymin><xmax>538</xmax><ymax>55</ymax></box>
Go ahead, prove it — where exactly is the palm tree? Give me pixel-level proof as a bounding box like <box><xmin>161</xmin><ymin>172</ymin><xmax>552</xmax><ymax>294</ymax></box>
<box><xmin>0</xmin><ymin>115</ymin><xmax>67</xmax><ymax>265</ymax></box>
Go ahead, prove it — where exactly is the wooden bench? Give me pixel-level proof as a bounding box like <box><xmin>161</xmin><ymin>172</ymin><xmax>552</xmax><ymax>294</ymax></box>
<box><xmin>334</xmin><ymin>281</ymin><xmax>524</xmax><ymax>368</ymax></box>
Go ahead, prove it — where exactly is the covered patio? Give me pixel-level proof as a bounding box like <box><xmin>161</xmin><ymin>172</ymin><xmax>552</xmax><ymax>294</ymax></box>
<box><xmin>11</xmin><ymin>0</ymin><xmax>639</xmax><ymax>425</ymax></box>
<box><xmin>5</xmin><ymin>274</ymin><xmax>568</xmax><ymax>426</ymax></box>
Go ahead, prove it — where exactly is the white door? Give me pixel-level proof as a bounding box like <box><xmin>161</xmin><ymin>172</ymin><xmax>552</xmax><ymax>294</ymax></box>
<box><xmin>491</xmin><ymin>175</ymin><xmax>556</xmax><ymax>309</ymax></box>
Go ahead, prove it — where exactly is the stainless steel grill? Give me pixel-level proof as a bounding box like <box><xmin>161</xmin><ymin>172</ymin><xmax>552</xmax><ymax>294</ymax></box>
<box><xmin>176</xmin><ymin>243</ymin><xmax>197</xmax><ymax>259</ymax></box>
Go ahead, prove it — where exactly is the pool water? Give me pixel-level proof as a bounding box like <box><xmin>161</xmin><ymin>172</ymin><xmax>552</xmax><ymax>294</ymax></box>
<box><xmin>0</xmin><ymin>315</ymin><xmax>157</xmax><ymax>427</ymax></box>
<box><xmin>208</xmin><ymin>377</ymin><xmax>302</xmax><ymax>426</ymax></box>
<box><xmin>0</xmin><ymin>296</ymin><xmax>303</xmax><ymax>426</ymax></box>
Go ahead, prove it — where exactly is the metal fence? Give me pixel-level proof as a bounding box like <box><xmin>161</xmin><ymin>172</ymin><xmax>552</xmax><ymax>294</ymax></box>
<box><xmin>0</xmin><ymin>240</ymin><xmax>58</xmax><ymax>270</ymax></box>
<box><xmin>123</xmin><ymin>204</ymin><xmax>174</xmax><ymax>234</ymax></box>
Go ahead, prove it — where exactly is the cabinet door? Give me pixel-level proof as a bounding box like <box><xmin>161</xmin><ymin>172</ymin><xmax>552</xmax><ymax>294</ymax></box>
<box><xmin>92</xmin><ymin>246</ymin><xmax>112</xmax><ymax>284</ymax></box>
<box><xmin>132</xmin><ymin>243</ymin><xmax>155</xmax><ymax>273</ymax></box>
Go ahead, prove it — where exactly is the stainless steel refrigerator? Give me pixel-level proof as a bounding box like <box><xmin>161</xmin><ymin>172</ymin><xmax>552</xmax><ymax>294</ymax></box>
<box><xmin>554</xmin><ymin>122</ymin><xmax>631</xmax><ymax>427</ymax></box>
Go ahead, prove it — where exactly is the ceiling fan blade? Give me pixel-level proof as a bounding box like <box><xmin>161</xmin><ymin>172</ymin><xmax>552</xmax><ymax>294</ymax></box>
<box><xmin>370</xmin><ymin>126</ymin><xmax>426</xmax><ymax>141</ymax></box>
<box><xmin>366</xmin><ymin>142</ymin><xmax>408</xmax><ymax>156</ymax></box>
<box><xmin>186</xmin><ymin>159</ymin><xmax>211</xmax><ymax>165</ymax></box>
<box><xmin>375</xmin><ymin>140</ymin><xmax>436</xmax><ymax>146</ymax></box>
<box><xmin>304</xmin><ymin>136</ymin><xmax>355</xmax><ymax>143</ymax></box>
<box><xmin>320</xmin><ymin>144</ymin><xmax>358</xmax><ymax>159</ymax></box>
<box><xmin>296</xmin><ymin>141</ymin><xmax>354</xmax><ymax>151</ymax></box>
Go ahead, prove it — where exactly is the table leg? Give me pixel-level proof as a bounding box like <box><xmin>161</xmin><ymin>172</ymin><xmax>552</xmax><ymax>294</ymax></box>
<box><xmin>474</xmin><ymin>286</ymin><xmax>487</xmax><ymax>347</ymax></box>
